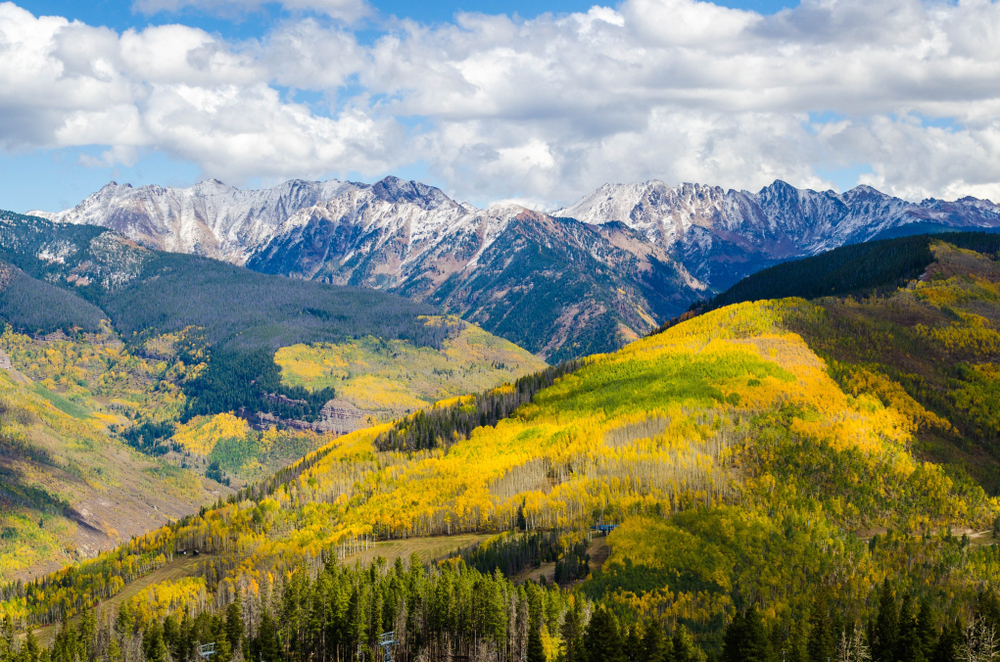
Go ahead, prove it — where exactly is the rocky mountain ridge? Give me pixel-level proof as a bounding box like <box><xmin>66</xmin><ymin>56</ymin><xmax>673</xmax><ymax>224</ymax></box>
<box><xmin>555</xmin><ymin>179</ymin><xmax>1000</xmax><ymax>288</ymax></box>
<box><xmin>29</xmin><ymin>176</ymin><xmax>1000</xmax><ymax>358</ymax></box>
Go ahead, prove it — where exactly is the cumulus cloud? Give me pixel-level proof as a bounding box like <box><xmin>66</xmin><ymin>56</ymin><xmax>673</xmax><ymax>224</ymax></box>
<box><xmin>4</xmin><ymin>0</ymin><xmax>1000</xmax><ymax>207</ymax></box>
<box><xmin>132</xmin><ymin>0</ymin><xmax>370</xmax><ymax>22</ymax></box>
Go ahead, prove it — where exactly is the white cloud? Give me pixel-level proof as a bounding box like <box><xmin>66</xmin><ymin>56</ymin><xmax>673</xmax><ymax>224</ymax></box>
<box><xmin>5</xmin><ymin>0</ymin><xmax>1000</xmax><ymax>207</ymax></box>
<box><xmin>132</xmin><ymin>0</ymin><xmax>370</xmax><ymax>22</ymax></box>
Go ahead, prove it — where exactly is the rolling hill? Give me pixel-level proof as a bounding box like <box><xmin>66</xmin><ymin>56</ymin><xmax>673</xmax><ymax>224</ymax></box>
<box><xmin>0</xmin><ymin>210</ymin><xmax>545</xmax><ymax>581</ymax></box>
<box><xmin>30</xmin><ymin>177</ymin><xmax>1000</xmax><ymax>362</ymax></box>
<box><xmin>4</xmin><ymin>235</ymin><xmax>1000</xmax><ymax>662</ymax></box>
<box><xmin>699</xmin><ymin>232</ymin><xmax>1000</xmax><ymax>491</ymax></box>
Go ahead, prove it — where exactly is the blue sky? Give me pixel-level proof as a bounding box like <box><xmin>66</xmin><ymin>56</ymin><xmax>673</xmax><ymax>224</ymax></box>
<box><xmin>2</xmin><ymin>0</ymin><xmax>998</xmax><ymax>213</ymax></box>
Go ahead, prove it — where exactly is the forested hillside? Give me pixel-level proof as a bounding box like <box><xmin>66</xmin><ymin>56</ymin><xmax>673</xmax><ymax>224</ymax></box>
<box><xmin>699</xmin><ymin>234</ymin><xmax>1000</xmax><ymax>491</ymax></box>
<box><xmin>4</xmin><ymin>279</ymin><xmax>1000</xmax><ymax>662</ymax></box>
<box><xmin>0</xmin><ymin>212</ymin><xmax>542</xmax><ymax>580</ymax></box>
<box><xmin>0</xmin><ymin>341</ymin><xmax>223</xmax><ymax>581</ymax></box>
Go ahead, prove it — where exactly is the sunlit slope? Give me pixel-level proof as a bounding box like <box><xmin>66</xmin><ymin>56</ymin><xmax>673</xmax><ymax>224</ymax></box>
<box><xmin>286</xmin><ymin>300</ymin><xmax>974</xmax><ymax>546</ymax></box>
<box><xmin>3</xmin><ymin>298</ymin><xmax>994</xmax><ymax>637</ymax></box>
<box><xmin>0</xmin><ymin>364</ymin><xmax>220</xmax><ymax>583</ymax></box>
<box><xmin>274</xmin><ymin>316</ymin><xmax>547</xmax><ymax>418</ymax></box>
<box><xmin>745</xmin><ymin>241</ymin><xmax>1000</xmax><ymax>492</ymax></box>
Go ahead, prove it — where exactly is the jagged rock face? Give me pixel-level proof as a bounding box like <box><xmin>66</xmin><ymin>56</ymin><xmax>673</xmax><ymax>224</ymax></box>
<box><xmin>555</xmin><ymin>180</ymin><xmax>1000</xmax><ymax>290</ymax></box>
<box><xmin>32</xmin><ymin>179</ymin><xmax>358</xmax><ymax>264</ymax></box>
<box><xmin>35</xmin><ymin>174</ymin><xmax>1000</xmax><ymax>358</ymax></box>
<box><xmin>251</xmin><ymin>202</ymin><xmax>705</xmax><ymax>361</ymax></box>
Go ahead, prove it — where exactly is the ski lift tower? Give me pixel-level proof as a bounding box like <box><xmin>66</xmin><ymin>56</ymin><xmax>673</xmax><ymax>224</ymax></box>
<box><xmin>198</xmin><ymin>643</ymin><xmax>217</xmax><ymax>661</ymax></box>
<box><xmin>379</xmin><ymin>631</ymin><xmax>397</xmax><ymax>662</ymax></box>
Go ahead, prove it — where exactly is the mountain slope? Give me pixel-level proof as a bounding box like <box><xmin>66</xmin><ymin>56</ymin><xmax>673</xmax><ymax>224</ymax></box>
<box><xmin>30</xmin><ymin>179</ymin><xmax>357</xmax><ymax>264</ymax></box>
<box><xmin>686</xmin><ymin>232</ymin><xmax>1000</xmax><ymax>491</ymax></box>
<box><xmin>556</xmin><ymin>180</ymin><xmax>1000</xmax><ymax>289</ymax></box>
<box><xmin>0</xmin><ymin>355</ymin><xmax>225</xmax><ymax>582</ymax></box>
<box><xmin>0</xmin><ymin>211</ymin><xmax>548</xmax><ymax>579</ymax></box>
<box><xmin>247</xmin><ymin>192</ymin><xmax>706</xmax><ymax>360</ymax></box>
<box><xmin>37</xmin><ymin>176</ymin><xmax>1000</xmax><ymax>361</ymax></box>
<box><xmin>3</xmin><ymin>291</ymin><xmax>997</xmax><ymax>662</ymax></box>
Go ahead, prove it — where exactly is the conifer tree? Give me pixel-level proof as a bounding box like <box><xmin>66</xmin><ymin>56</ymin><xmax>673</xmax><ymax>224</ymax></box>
<box><xmin>641</xmin><ymin>621</ymin><xmax>670</xmax><ymax>662</ymax></box>
<box><xmin>144</xmin><ymin>622</ymin><xmax>167</xmax><ymax>662</ymax></box>
<box><xmin>788</xmin><ymin>619</ymin><xmax>809</xmax><ymax>662</ymax></box>
<box><xmin>528</xmin><ymin>595</ymin><xmax>546</xmax><ymax>662</ymax></box>
<box><xmin>625</xmin><ymin>625</ymin><xmax>643</xmax><ymax>662</ymax></box>
<box><xmin>226</xmin><ymin>597</ymin><xmax>245</xmax><ymax>654</ymax></box>
<box><xmin>897</xmin><ymin>594</ymin><xmax>919</xmax><ymax>662</ymax></box>
<box><xmin>725</xmin><ymin>612</ymin><xmax>748</xmax><ymax>662</ymax></box>
<box><xmin>872</xmin><ymin>580</ymin><xmax>898</xmax><ymax>662</ymax></box>
<box><xmin>674</xmin><ymin>624</ymin><xmax>703</xmax><ymax>662</ymax></box>
<box><xmin>560</xmin><ymin>602</ymin><xmax>585</xmax><ymax>662</ymax></box>
<box><xmin>22</xmin><ymin>629</ymin><xmax>40</xmax><ymax>662</ymax></box>
<box><xmin>257</xmin><ymin>610</ymin><xmax>282</xmax><ymax>662</ymax></box>
<box><xmin>915</xmin><ymin>599</ymin><xmax>936</xmax><ymax>662</ymax></box>
<box><xmin>931</xmin><ymin>618</ymin><xmax>961</xmax><ymax>662</ymax></box>
<box><xmin>745</xmin><ymin>606</ymin><xmax>772</xmax><ymax>662</ymax></box>
<box><xmin>585</xmin><ymin>607</ymin><xmax>625</xmax><ymax>662</ymax></box>
<box><xmin>808</xmin><ymin>593</ymin><xmax>833</xmax><ymax>662</ymax></box>
<box><xmin>977</xmin><ymin>589</ymin><xmax>1000</xmax><ymax>637</ymax></box>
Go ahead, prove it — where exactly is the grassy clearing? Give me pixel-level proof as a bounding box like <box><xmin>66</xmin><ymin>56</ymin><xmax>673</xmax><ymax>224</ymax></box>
<box><xmin>339</xmin><ymin>533</ymin><xmax>493</xmax><ymax>567</ymax></box>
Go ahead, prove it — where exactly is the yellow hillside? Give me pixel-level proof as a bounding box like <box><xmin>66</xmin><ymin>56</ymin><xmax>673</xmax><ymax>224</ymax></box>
<box><xmin>275</xmin><ymin>316</ymin><xmax>547</xmax><ymax>418</ymax></box>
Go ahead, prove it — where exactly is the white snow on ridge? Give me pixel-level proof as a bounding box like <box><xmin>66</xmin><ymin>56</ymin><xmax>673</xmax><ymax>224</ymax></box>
<box><xmin>30</xmin><ymin>175</ymin><xmax>1000</xmax><ymax>293</ymax></box>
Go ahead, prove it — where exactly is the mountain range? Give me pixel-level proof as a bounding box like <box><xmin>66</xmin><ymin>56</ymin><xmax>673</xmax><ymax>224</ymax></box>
<box><xmin>30</xmin><ymin>176</ymin><xmax>1000</xmax><ymax>358</ymax></box>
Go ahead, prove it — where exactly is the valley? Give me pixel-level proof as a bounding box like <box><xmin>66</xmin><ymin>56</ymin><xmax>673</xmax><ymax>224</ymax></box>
<box><xmin>4</xmin><ymin>191</ymin><xmax>1000</xmax><ymax>662</ymax></box>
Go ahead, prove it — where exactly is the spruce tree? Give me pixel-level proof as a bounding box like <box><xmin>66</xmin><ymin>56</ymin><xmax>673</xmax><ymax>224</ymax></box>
<box><xmin>561</xmin><ymin>602</ymin><xmax>585</xmax><ymax>662</ymax></box>
<box><xmin>788</xmin><ymin>618</ymin><xmax>808</xmax><ymax>662</ymax></box>
<box><xmin>674</xmin><ymin>624</ymin><xmax>702</xmax><ymax>662</ymax></box>
<box><xmin>225</xmin><ymin>598</ymin><xmax>244</xmax><ymax>654</ymax></box>
<box><xmin>625</xmin><ymin>625</ymin><xmax>643</xmax><ymax>662</ymax></box>
<box><xmin>641</xmin><ymin>621</ymin><xmax>669</xmax><ymax>662</ymax></box>
<box><xmin>808</xmin><ymin>592</ymin><xmax>832</xmax><ymax>662</ymax></box>
<box><xmin>724</xmin><ymin>612</ymin><xmax>748</xmax><ymax>662</ymax></box>
<box><xmin>257</xmin><ymin>610</ymin><xmax>282</xmax><ymax>662</ymax></box>
<box><xmin>873</xmin><ymin>580</ymin><xmax>898</xmax><ymax>662</ymax></box>
<box><xmin>143</xmin><ymin>622</ymin><xmax>167</xmax><ymax>662</ymax></box>
<box><xmin>528</xmin><ymin>617</ymin><xmax>547</xmax><ymax>662</ymax></box>
<box><xmin>897</xmin><ymin>594</ymin><xmax>919</xmax><ymax>662</ymax></box>
<box><xmin>915</xmin><ymin>599</ymin><xmax>936</xmax><ymax>662</ymax></box>
<box><xmin>977</xmin><ymin>588</ymin><xmax>1000</xmax><ymax>636</ymax></box>
<box><xmin>744</xmin><ymin>606</ymin><xmax>772</xmax><ymax>662</ymax></box>
<box><xmin>930</xmin><ymin>618</ymin><xmax>960</xmax><ymax>662</ymax></box>
<box><xmin>585</xmin><ymin>607</ymin><xmax>625</xmax><ymax>662</ymax></box>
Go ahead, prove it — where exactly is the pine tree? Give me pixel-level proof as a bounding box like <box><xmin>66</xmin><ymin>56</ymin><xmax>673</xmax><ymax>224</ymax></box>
<box><xmin>226</xmin><ymin>597</ymin><xmax>245</xmax><ymax>654</ymax></box>
<box><xmin>724</xmin><ymin>611</ymin><xmax>748</xmax><ymax>662</ymax></box>
<box><xmin>585</xmin><ymin>607</ymin><xmax>625</xmax><ymax>662</ymax></box>
<box><xmin>897</xmin><ymin>593</ymin><xmax>919</xmax><ymax>662</ymax></box>
<box><xmin>257</xmin><ymin>610</ymin><xmax>282</xmax><ymax>662</ymax></box>
<box><xmin>788</xmin><ymin>619</ymin><xmax>809</xmax><ymax>662</ymax></box>
<box><xmin>808</xmin><ymin>592</ymin><xmax>833</xmax><ymax>662</ymax></box>
<box><xmin>528</xmin><ymin>605</ymin><xmax>547</xmax><ymax>662</ymax></box>
<box><xmin>641</xmin><ymin>621</ymin><xmax>670</xmax><ymax>662</ymax></box>
<box><xmin>561</xmin><ymin>602</ymin><xmax>585</xmax><ymax>662</ymax></box>
<box><xmin>977</xmin><ymin>589</ymin><xmax>1000</xmax><ymax>637</ymax></box>
<box><xmin>915</xmin><ymin>599</ymin><xmax>936</xmax><ymax>662</ymax></box>
<box><xmin>744</xmin><ymin>606</ymin><xmax>772</xmax><ymax>662</ymax></box>
<box><xmin>931</xmin><ymin>618</ymin><xmax>961</xmax><ymax>662</ymax></box>
<box><xmin>674</xmin><ymin>624</ymin><xmax>703</xmax><ymax>662</ymax></box>
<box><xmin>873</xmin><ymin>580</ymin><xmax>898</xmax><ymax>662</ymax></box>
<box><xmin>78</xmin><ymin>604</ymin><xmax>95</xmax><ymax>661</ymax></box>
<box><xmin>625</xmin><ymin>625</ymin><xmax>643</xmax><ymax>662</ymax></box>
<box><xmin>144</xmin><ymin>622</ymin><xmax>167</xmax><ymax>662</ymax></box>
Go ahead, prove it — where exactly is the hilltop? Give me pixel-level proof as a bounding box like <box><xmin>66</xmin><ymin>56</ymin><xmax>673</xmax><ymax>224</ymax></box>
<box><xmin>0</xmin><ymin>211</ymin><xmax>543</xmax><ymax>580</ymax></box>
<box><xmin>4</xmin><ymin>241</ymin><xmax>1000</xmax><ymax>661</ymax></box>
<box><xmin>35</xmin><ymin>176</ymin><xmax>1000</xmax><ymax>359</ymax></box>
<box><xmin>699</xmin><ymin>232</ymin><xmax>1000</xmax><ymax>491</ymax></box>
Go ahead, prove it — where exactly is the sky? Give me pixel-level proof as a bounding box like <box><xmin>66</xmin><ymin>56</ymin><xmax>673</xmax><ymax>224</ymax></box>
<box><xmin>2</xmin><ymin>0</ymin><xmax>1000</xmax><ymax>213</ymax></box>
